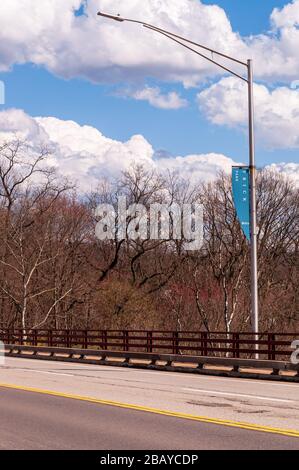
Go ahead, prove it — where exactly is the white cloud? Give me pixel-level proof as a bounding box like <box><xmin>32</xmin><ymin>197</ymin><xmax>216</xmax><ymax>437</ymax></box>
<box><xmin>35</xmin><ymin>116</ymin><xmax>155</xmax><ymax>188</ymax></box>
<box><xmin>157</xmin><ymin>152</ymin><xmax>239</xmax><ymax>184</ymax></box>
<box><xmin>0</xmin><ymin>0</ymin><xmax>243</xmax><ymax>84</ymax></box>
<box><xmin>0</xmin><ymin>109</ymin><xmax>298</xmax><ymax>189</ymax></box>
<box><xmin>0</xmin><ymin>108</ymin><xmax>48</xmax><ymax>142</ymax></box>
<box><xmin>197</xmin><ymin>77</ymin><xmax>299</xmax><ymax>149</ymax></box>
<box><xmin>0</xmin><ymin>108</ymin><xmax>240</xmax><ymax>190</ymax></box>
<box><xmin>129</xmin><ymin>86</ymin><xmax>188</xmax><ymax>109</ymax></box>
<box><xmin>271</xmin><ymin>0</ymin><xmax>299</xmax><ymax>29</ymax></box>
<box><xmin>265</xmin><ymin>162</ymin><xmax>299</xmax><ymax>186</ymax></box>
<box><xmin>1</xmin><ymin>0</ymin><xmax>299</xmax><ymax>85</ymax></box>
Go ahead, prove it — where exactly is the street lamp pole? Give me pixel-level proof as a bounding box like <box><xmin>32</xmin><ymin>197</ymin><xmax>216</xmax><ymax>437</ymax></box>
<box><xmin>97</xmin><ymin>11</ymin><xmax>259</xmax><ymax>344</ymax></box>
<box><xmin>247</xmin><ymin>59</ymin><xmax>259</xmax><ymax>348</ymax></box>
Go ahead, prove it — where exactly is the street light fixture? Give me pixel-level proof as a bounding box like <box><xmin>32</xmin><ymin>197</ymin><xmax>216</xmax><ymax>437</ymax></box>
<box><xmin>97</xmin><ymin>11</ymin><xmax>259</xmax><ymax>350</ymax></box>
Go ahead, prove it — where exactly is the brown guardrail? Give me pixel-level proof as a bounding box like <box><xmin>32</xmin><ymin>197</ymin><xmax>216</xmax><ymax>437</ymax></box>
<box><xmin>0</xmin><ymin>329</ymin><xmax>298</xmax><ymax>360</ymax></box>
<box><xmin>4</xmin><ymin>344</ymin><xmax>299</xmax><ymax>382</ymax></box>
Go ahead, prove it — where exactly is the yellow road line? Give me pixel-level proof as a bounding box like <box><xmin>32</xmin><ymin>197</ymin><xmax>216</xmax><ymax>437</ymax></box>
<box><xmin>0</xmin><ymin>382</ymin><xmax>299</xmax><ymax>439</ymax></box>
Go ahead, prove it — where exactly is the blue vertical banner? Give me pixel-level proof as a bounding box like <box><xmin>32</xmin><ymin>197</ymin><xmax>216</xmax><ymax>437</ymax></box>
<box><xmin>232</xmin><ymin>166</ymin><xmax>250</xmax><ymax>242</ymax></box>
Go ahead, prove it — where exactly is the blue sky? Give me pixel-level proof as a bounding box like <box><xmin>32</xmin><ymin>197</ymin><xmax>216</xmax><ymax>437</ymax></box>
<box><xmin>203</xmin><ymin>0</ymin><xmax>290</xmax><ymax>35</ymax></box>
<box><xmin>0</xmin><ymin>0</ymin><xmax>298</xmax><ymax>172</ymax></box>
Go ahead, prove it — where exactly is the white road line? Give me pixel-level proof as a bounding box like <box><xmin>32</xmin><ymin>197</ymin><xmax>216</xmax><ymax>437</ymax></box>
<box><xmin>32</xmin><ymin>370</ymin><xmax>75</xmax><ymax>378</ymax></box>
<box><xmin>4</xmin><ymin>364</ymin><xmax>297</xmax><ymax>401</ymax></box>
<box><xmin>183</xmin><ymin>388</ymin><xmax>295</xmax><ymax>403</ymax></box>
<box><xmin>131</xmin><ymin>371</ymin><xmax>299</xmax><ymax>387</ymax></box>
<box><xmin>3</xmin><ymin>359</ymin><xmax>98</xmax><ymax>371</ymax></box>
<box><xmin>3</xmin><ymin>357</ymin><xmax>298</xmax><ymax>389</ymax></box>
<box><xmin>15</xmin><ymin>369</ymin><xmax>75</xmax><ymax>378</ymax></box>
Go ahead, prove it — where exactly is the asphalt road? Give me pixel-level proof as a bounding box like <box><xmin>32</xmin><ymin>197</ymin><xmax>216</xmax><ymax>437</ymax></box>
<box><xmin>0</xmin><ymin>357</ymin><xmax>299</xmax><ymax>450</ymax></box>
<box><xmin>0</xmin><ymin>387</ymin><xmax>298</xmax><ymax>450</ymax></box>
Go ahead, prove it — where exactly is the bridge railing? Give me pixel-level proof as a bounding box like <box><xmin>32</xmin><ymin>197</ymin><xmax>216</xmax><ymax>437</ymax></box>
<box><xmin>0</xmin><ymin>329</ymin><xmax>297</xmax><ymax>361</ymax></box>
